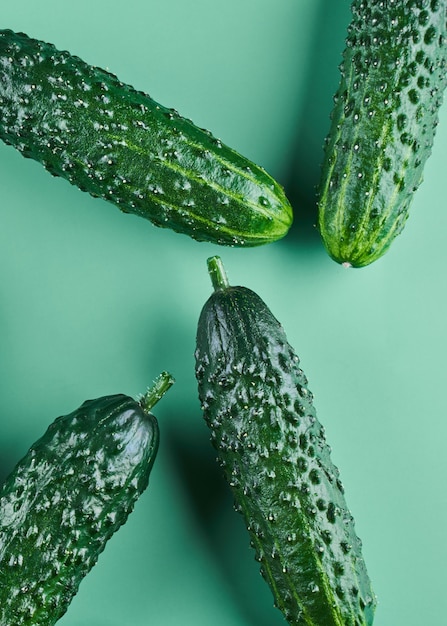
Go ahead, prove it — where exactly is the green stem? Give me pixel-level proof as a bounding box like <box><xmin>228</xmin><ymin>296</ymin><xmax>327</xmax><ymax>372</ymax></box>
<box><xmin>140</xmin><ymin>371</ymin><xmax>175</xmax><ymax>413</ymax></box>
<box><xmin>207</xmin><ymin>256</ymin><xmax>230</xmax><ymax>291</ymax></box>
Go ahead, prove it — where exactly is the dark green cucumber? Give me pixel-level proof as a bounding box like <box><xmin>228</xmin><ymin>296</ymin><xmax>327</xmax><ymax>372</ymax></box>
<box><xmin>195</xmin><ymin>257</ymin><xmax>376</xmax><ymax>626</ymax></box>
<box><xmin>318</xmin><ymin>0</ymin><xmax>447</xmax><ymax>267</ymax></box>
<box><xmin>0</xmin><ymin>29</ymin><xmax>292</xmax><ymax>247</ymax></box>
<box><xmin>0</xmin><ymin>372</ymin><xmax>173</xmax><ymax>626</ymax></box>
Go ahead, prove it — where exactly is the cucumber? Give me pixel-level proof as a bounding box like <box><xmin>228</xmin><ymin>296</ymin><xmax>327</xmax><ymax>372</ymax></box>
<box><xmin>195</xmin><ymin>257</ymin><xmax>376</xmax><ymax>626</ymax></box>
<box><xmin>318</xmin><ymin>0</ymin><xmax>447</xmax><ymax>267</ymax></box>
<box><xmin>0</xmin><ymin>372</ymin><xmax>173</xmax><ymax>626</ymax></box>
<box><xmin>0</xmin><ymin>29</ymin><xmax>292</xmax><ymax>247</ymax></box>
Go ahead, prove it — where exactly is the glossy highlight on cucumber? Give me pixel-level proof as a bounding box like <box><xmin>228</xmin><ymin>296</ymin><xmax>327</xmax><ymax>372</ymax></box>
<box><xmin>0</xmin><ymin>372</ymin><xmax>173</xmax><ymax>626</ymax></box>
<box><xmin>195</xmin><ymin>257</ymin><xmax>376</xmax><ymax>626</ymax></box>
<box><xmin>318</xmin><ymin>0</ymin><xmax>447</xmax><ymax>267</ymax></box>
<box><xmin>0</xmin><ymin>29</ymin><xmax>292</xmax><ymax>246</ymax></box>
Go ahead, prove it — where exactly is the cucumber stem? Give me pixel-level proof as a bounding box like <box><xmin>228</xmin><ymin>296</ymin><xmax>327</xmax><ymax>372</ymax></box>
<box><xmin>140</xmin><ymin>371</ymin><xmax>175</xmax><ymax>413</ymax></box>
<box><xmin>207</xmin><ymin>256</ymin><xmax>230</xmax><ymax>291</ymax></box>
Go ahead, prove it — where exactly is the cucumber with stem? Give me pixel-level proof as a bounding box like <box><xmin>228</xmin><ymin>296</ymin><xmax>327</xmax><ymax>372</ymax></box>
<box><xmin>0</xmin><ymin>29</ymin><xmax>292</xmax><ymax>247</ymax></box>
<box><xmin>0</xmin><ymin>371</ymin><xmax>174</xmax><ymax>626</ymax></box>
<box><xmin>318</xmin><ymin>0</ymin><xmax>447</xmax><ymax>267</ymax></box>
<box><xmin>195</xmin><ymin>257</ymin><xmax>376</xmax><ymax>625</ymax></box>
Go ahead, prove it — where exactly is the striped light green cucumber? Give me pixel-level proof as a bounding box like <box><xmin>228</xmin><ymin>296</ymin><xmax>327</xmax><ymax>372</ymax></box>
<box><xmin>195</xmin><ymin>257</ymin><xmax>376</xmax><ymax>626</ymax></box>
<box><xmin>0</xmin><ymin>372</ymin><xmax>173</xmax><ymax>626</ymax></box>
<box><xmin>318</xmin><ymin>0</ymin><xmax>447</xmax><ymax>267</ymax></box>
<box><xmin>0</xmin><ymin>29</ymin><xmax>292</xmax><ymax>246</ymax></box>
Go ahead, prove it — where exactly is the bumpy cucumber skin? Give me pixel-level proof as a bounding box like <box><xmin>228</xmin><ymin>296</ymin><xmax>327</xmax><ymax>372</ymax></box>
<box><xmin>0</xmin><ymin>29</ymin><xmax>292</xmax><ymax>246</ymax></box>
<box><xmin>0</xmin><ymin>394</ymin><xmax>159</xmax><ymax>626</ymax></box>
<box><xmin>318</xmin><ymin>0</ymin><xmax>447</xmax><ymax>267</ymax></box>
<box><xmin>195</xmin><ymin>286</ymin><xmax>376</xmax><ymax>626</ymax></box>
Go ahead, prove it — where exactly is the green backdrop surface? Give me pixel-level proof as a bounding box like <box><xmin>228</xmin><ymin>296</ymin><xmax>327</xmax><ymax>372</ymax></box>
<box><xmin>1</xmin><ymin>2</ymin><xmax>447</xmax><ymax>625</ymax></box>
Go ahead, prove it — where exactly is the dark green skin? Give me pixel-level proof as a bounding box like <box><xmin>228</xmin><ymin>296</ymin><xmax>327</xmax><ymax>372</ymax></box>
<box><xmin>318</xmin><ymin>0</ymin><xmax>447</xmax><ymax>267</ymax></box>
<box><xmin>195</xmin><ymin>284</ymin><xmax>376</xmax><ymax>625</ymax></box>
<box><xmin>0</xmin><ymin>394</ymin><xmax>159</xmax><ymax>626</ymax></box>
<box><xmin>0</xmin><ymin>29</ymin><xmax>292</xmax><ymax>246</ymax></box>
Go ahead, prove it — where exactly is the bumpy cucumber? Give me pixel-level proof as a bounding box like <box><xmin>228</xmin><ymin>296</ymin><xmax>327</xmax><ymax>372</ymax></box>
<box><xmin>0</xmin><ymin>29</ymin><xmax>292</xmax><ymax>246</ymax></box>
<box><xmin>318</xmin><ymin>1</ymin><xmax>447</xmax><ymax>267</ymax></box>
<box><xmin>0</xmin><ymin>372</ymin><xmax>173</xmax><ymax>626</ymax></box>
<box><xmin>195</xmin><ymin>257</ymin><xmax>376</xmax><ymax>626</ymax></box>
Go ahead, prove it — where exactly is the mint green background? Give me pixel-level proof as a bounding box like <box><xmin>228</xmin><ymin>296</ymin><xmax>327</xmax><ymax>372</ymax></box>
<box><xmin>1</xmin><ymin>2</ymin><xmax>447</xmax><ymax>625</ymax></box>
